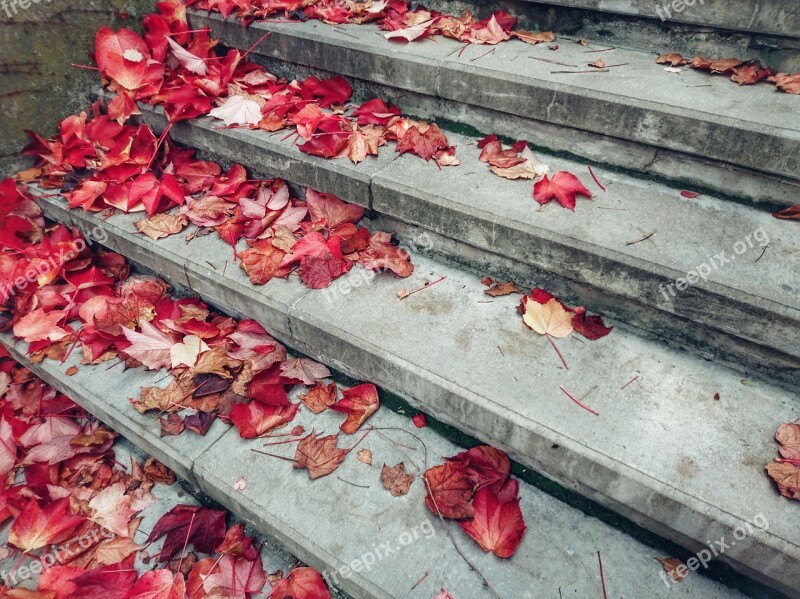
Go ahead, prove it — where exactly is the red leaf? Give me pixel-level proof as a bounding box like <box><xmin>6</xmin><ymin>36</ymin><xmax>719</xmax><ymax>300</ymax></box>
<box><xmin>774</xmin><ymin>205</ymin><xmax>800</xmax><ymax>220</ymax></box>
<box><xmin>533</xmin><ymin>172</ymin><xmax>593</xmax><ymax>210</ymax></box>
<box><xmin>9</xmin><ymin>497</ymin><xmax>85</xmax><ymax>552</ymax></box>
<box><xmin>70</xmin><ymin>557</ymin><xmax>138</xmax><ymax>599</ymax></box>
<box><xmin>572</xmin><ymin>311</ymin><xmax>613</xmax><ymax>340</ymax></box>
<box><xmin>146</xmin><ymin>505</ymin><xmax>227</xmax><ymax>562</ymax></box>
<box><xmin>449</xmin><ymin>445</ymin><xmax>510</xmax><ymax>493</ymax></box>
<box><xmin>306</xmin><ymin>189</ymin><xmax>364</xmax><ymax>229</ymax></box>
<box><xmin>412</xmin><ymin>414</ymin><xmax>427</xmax><ymax>428</ymax></box>
<box><xmin>396</xmin><ymin>124</ymin><xmax>449</xmax><ymax>161</ymax></box>
<box><xmin>330</xmin><ymin>383</ymin><xmax>379</xmax><ymax>434</ymax></box>
<box><xmin>298</xmin><ymin>253</ymin><xmax>344</xmax><ymax>289</ymax></box>
<box><xmin>126</xmin><ymin>569</ymin><xmax>186</xmax><ymax>599</ymax></box>
<box><xmin>423</xmin><ymin>461</ymin><xmax>474</xmax><ymax>520</ymax></box>
<box><xmin>230</xmin><ymin>401</ymin><xmax>299</xmax><ymax>439</ymax></box>
<box><xmin>459</xmin><ymin>486</ymin><xmax>526</xmax><ymax>557</ymax></box>
<box><xmin>680</xmin><ymin>190</ymin><xmax>702</xmax><ymax>199</ymax></box>
<box><xmin>270</xmin><ymin>567</ymin><xmax>331</xmax><ymax>599</ymax></box>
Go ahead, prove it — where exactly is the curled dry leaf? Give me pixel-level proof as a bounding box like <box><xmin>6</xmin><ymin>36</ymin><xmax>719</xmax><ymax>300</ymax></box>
<box><xmin>299</xmin><ymin>381</ymin><xmax>338</xmax><ymax>414</ymax></box>
<box><xmin>511</xmin><ymin>30</ymin><xmax>555</xmax><ymax>45</ymax></box>
<box><xmin>656</xmin><ymin>53</ymin><xmax>690</xmax><ymax>67</ymax></box>
<box><xmin>331</xmin><ymin>383</ymin><xmax>379</xmax><ymax>434</ymax></box>
<box><xmin>773</xmin><ymin>205</ymin><xmax>800</xmax><ymax>220</ymax></box>
<box><xmin>381</xmin><ymin>462</ymin><xmax>415</xmax><ymax>496</ymax></box>
<box><xmin>233</xmin><ymin>477</ymin><xmax>247</xmax><ymax>491</ymax></box>
<box><xmin>656</xmin><ymin>557</ymin><xmax>688</xmax><ymax>582</ymax></box>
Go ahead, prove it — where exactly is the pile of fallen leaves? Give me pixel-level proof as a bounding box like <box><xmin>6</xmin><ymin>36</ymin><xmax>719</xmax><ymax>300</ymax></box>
<box><xmin>656</xmin><ymin>53</ymin><xmax>800</xmax><ymax>94</ymax></box>
<box><xmin>766</xmin><ymin>423</ymin><xmax>800</xmax><ymax>501</ymax></box>
<box><xmin>186</xmin><ymin>0</ymin><xmax>554</xmax><ymax>48</ymax></box>
<box><xmin>0</xmin><ymin>354</ymin><xmax>333</xmax><ymax>598</ymax></box>
<box><xmin>21</xmin><ymin>103</ymin><xmax>414</xmax><ymax>289</ymax></box>
<box><xmin>63</xmin><ymin>1</ymin><xmax>461</xmax><ymax>167</ymax></box>
<box><xmin>477</xmin><ymin>134</ymin><xmax>595</xmax><ymax>211</ymax></box>
<box><xmin>424</xmin><ymin>445</ymin><xmax>526</xmax><ymax>558</ymax></box>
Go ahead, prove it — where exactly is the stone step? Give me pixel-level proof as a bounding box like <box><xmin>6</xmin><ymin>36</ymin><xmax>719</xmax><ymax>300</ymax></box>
<box><xmin>186</xmin><ymin>10</ymin><xmax>800</xmax><ymax>207</ymax></box>
<box><xmin>0</xmin><ymin>333</ymin><xmax>767</xmax><ymax>599</ymax></box>
<box><xmin>133</xmin><ymin>106</ymin><xmax>800</xmax><ymax>383</ymax></box>
<box><xmin>28</xmin><ymin>197</ymin><xmax>800</xmax><ymax>596</ymax></box>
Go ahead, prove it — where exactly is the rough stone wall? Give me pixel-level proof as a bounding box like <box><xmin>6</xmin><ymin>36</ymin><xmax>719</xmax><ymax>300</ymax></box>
<box><xmin>0</xmin><ymin>0</ymin><xmax>154</xmax><ymax>176</ymax></box>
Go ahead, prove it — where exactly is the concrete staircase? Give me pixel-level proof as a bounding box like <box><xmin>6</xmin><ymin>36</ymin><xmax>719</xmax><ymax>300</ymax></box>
<box><xmin>12</xmin><ymin>2</ymin><xmax>800</xmax><ymax>598</ymax></box>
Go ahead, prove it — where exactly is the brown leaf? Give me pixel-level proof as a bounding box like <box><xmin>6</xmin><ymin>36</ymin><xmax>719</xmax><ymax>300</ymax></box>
<box><xmin>656</xmin><ymin>53</ymin><xmax>690</xmax><ymax>67</ymax></box>
<box><xmin>382</xmin><ymin>462</ymin><xmax>415</xmax><ymax>496</ymax></box>
<box><xmin>357</xmin><ymin>449</ymin><xmax>373</xmax><ymax>465</ymax></box>
<box><xmin>656</xmin><ymin>557</ymin><xmax>687</xmax><ymax>582</ymax></box>
<box><xmin>299</xmin><ymin>381</ymin><xmax>338</xmax><ymax>414</ymax></box>
<box><xmin>588</xmin><ymin>59</ymin><xmax>606</xmax><ymax>69</ymax></box>
<box><xmin>776</xmin><ymin>423</ymin><xmax>800</xmax><ymax>460</ymax></box>
<box><xmin>769</xmin><ymin>72</ymin><xmax>800</xmax><ymax>95</ymax></box>
<box><xmin>423</xmin><ymin>461</ymin><xmax>474</xmax><ymax>519</ymax></box>
<box><xmin>65</xmin><ymin>366</ymin><xmax>79</xmax><ymax>376</ymax></box>
<box><xmin>481</xmin><ymin>277</ymin><xmax>522</xmax><ymax>297</ymax></box>
<box><xmin>160</xmin><ymin>413</ymin><xmax>185</xmax><ymax>437</ymax></box>
<box><xmin>135</xmin><ymin>213</ymin><xmax>189</xmax><ymax>240</ymax></box>
<box><xmin>143</xmin><ymin>457</ymin><xmax>176</xmax><ymax>485</ymax></box>
<box><xmin>293</xmin><ymin>433</ymin><xmax>346</xmax><ymax>479</ymax></box>
<box><xmin>766</xmin><ymin>462</ymin><xmax>800</xmax><ymax>500</ymax></box>
<box><xmin>511</xmin><ymin>30</ymin><xmax>555</xmax><ymax>45</ymax></box>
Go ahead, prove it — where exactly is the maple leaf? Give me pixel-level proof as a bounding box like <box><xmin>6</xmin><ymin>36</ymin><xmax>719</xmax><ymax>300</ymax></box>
<box><xmin>656</xmin><ymin>53</ymin><xmax>690</xmax><ymax>66</ymax></box>
<box><xmin>656</xmin><ymin>557</ymin><xmax>688</xmax><ymax>583</ymax></box>
<box><xmin>13</xmin><ymin>308</ymin><xmax>70</xmax><ymax>344</ymax></box>
<box><xmin>773</xmin><ymin>205</ymin><xmax>800</xmax><ymax>220</ymax></box>
<box><xmin>200</xmin><ymin>554</ymin><xmax>266</xmax><ymax>598</ymax></box>
<box><xmin>730</xmin><ymin>60</ymin><xmax>772</xmax><ymax>85</ymax></box>
<box><xmin>170</xmin><ymin>334</ymin><xmax>210</xmax><ymax>369</ymax></box>
<box><xmin>88</xmin><ymin>481</ymin><xmax>139</xmax><ymax>537</ymax></box>
<box><xmin>229</xmin><ymin>401</ymin><xmax>299</xmax><ymax>439</ymax></box>
<box><xmin>121</xmin><ymin>321</ymin><xmax>176</xmax><ymax>370</ymax></box>
<box><xmin>126</xmin><ymin>569</ymin><xmax>186</xmax><ymax>599</ymax></box>
<box><xmin>280</xmin><ymin>357</ymin><xmax>331</xmax><ymax>385</ymax></box>
<box><xmin>776</xmin><ymin>423</ymin><xmax>800</xmax><ymax>460</ymax></box>
<box><xmin>384</xmin><ymin>19</ymin><xmax>436</xmax><ymax>42</ymax></box>
<box><xmin>423</xmin><ymin>461</ymin><xmax>474</xmax><ymax>520</ymax></box>
<box><xmin>396</xmin><ymin>124</ymin><xmax>449</xmax><ymax>161</ymax></box>
<box><xmin>330</xmin><ymin>383</ymin><xmax>379</xmax><ymax>434</ymax></box>
<box><xmin>450</xmin><ymin>445</ymin><xmax>510</xmax><ymax>493</ymax></box>
<box><xmin>351</xmin><ymin>99</ymin><xmax>400</xmax><ymax>126</ymax></box>
<box><xmin>94</xmin><ymin>27</ymin><xmax>163</xmax><ymax>92</ymax></box>
<box><xmin>147</xmin><ymin>505</ymin><xmax>227</xmax><ymax>562</ymax></box>
<box><xmin>468</xmin><ymin>14</ymin><xmax>513</xmax><ymax>45</ymax></box>
<box><xmin>381</xmin><ymin>462</ymin><xmax>415</xmax><ymax>496</ymax></box>
<box><xmin>239</xmin><ymin>239</ymin><xmax>291</xmax><ymax>285</ymax></box>
<box><xmin>0</xmin><ymin>417</ymin><xmax>18</xmax><ymax>478</ymax></box>
<box><xmin>511</xmin><ymin>30</ymin><xmax>555</xmax><ymax>45</ymax></box>
<box><xmin>769</xmin><ymin>72</ymin><xmax>800</xmax><ymax>95</ymax></box>
<box><xmin>766</xmin><ymin>462</ymin><xmax>800</xmax><ymax>500</ymax></box>
<box><xmin>522</xmin><ymin>298</ymin><xmax>574</xmax><ymax>338</ymax></box>
<box><xmin>166</xmin><ymin>36</ymin><xmax>207</xmax><ymax>75</ymax></box>
<box><xmin>160</xmin><ymin>413</ymin><xmax>185</xmax><ymax>436</ymax></box>
<box><xmin>300</xmin><ymin>381</ymin><xmax>338</xmax><ymax>414</ymax></box>
<box><xmin>269</xmin><ymin>567</ymin><xmax>331</xmax><ymax>599</ymax></box>
<box><xmin>533</xmin><ymin>172</ymin><xmax>592</xmax><ymax>210</ymax></box>
<box><xmin>134</xmin><ymin>213</ymin><xmax>188</xmax><ymax>239</ymax></box>
<box><xmin>9</xmin><ymin>497</ymin><xmax>85</xmax><ymax>552</ymax></box>
<box><xmin>69</xmin><ymin>557</ymin><xmax>138</xmax><ymax>599</ymax></box>
<box><xmin>210</xmin><ymin>95</ymin><xmax>263</xmax><ymax>127</ymax></box>
<box><xmin>481</xmin><ymin>277</ymin><xmax>522</xmax><ymax>297</ymax></box>
<box><xmin>358</xmin><ymin>232</ymin><xmax>414</xmax><ymax>277</ymax></box>
<box><xmin>293</xmin><ymin>433</ymin><xmax>346</xmax><ymax>479</ymax></box>
<box><xmin>184</xmin><ymin>411</ymin><xmax>216</xmax><ymax>436</ymax></box>
<box><xmin>298</xmin><ymin>253</ymin><xmax>345</xmax><ymax>289</ymax></box>
<box><xmin>459</xmin><ymin>486</ymin><xmax>526</xmax><ymax>557</ymax></box>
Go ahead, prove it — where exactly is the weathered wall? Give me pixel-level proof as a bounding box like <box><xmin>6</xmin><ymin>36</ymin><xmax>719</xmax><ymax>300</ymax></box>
<box><xmin>0</xmin><ymin>0</ymin><xmax>154</xmax><ymax>176</ymax></box>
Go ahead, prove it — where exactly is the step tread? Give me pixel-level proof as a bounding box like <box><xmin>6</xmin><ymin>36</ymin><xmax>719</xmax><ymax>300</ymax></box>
<box><xmin>191</xmin><ymin>11</ymin><xmax>800</xmax><ymax>179</ymax></box>
<box><xmin>36</xmin><ymin>197</ymin><xmax>800</xmax><ymax>595</ymax></box>
<box><xmin>0</xmin><ymin>332</ymin><xmax>752</xmax><ymax>599</ymax></box>
<box><xmin>140</xmin><ymin>106</ymin><xmax>800</xmax><ymax>362</ymax></box>
<box><xmin>518</xmin><ymin>0</ymin><xmax>800</xmax><ymax>39</ymax></box>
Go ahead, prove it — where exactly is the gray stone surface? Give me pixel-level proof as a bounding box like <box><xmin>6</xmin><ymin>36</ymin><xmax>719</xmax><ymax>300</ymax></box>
<box><xmin>0</xmin><ymin>332</ymin><xmax>228</xmax><ymax>485</ymax></box>
<box><xmin>519</xmin><ymin>0</ymin><xmax>800</xmax><ymax>39</ymax></box>
<box><xmin>24</xmin><ymin>198</ymin><xmax>800</xmax><ymax>594</ymax></box>
<box><xmin>189</xmin><ymin>12</ymin><xmax>800</xmax><ymax>182</ymax></box>
<box><xmin>0</xmin><ymin>334</ymin><xmax>753</xmax><ymax>599</ymax></box>
<box><xmin>371</xmin><ymin>131</ymin><xmax>800</xmax><ymax>363</ymax></box>
<box><xmin>100</xmin><ymin>109</ymin><xmax>800</xmax><ymax>370</ymax></box>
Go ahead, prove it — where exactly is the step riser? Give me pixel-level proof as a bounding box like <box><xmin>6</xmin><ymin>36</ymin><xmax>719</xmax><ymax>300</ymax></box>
<box><xmin>33</xmin><ymin>199</ymin><xmax>800</xmax><ymax>596</ymax></box>
<box><xmin>428</xmin><ymin>0</ymin><xmax>800</xmax><ymax>63</ymax></box>
<box><xmin>135</xmin><ymin>108</ymin><xmax>800</xmax><ymax>379</ymax></box>
<box><xmin>189</xmin><ymin>11</ymin><xmax>800</xmax><ymax>204</ymax></box>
